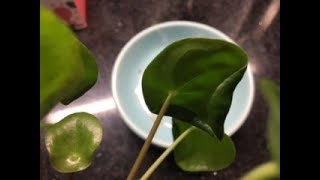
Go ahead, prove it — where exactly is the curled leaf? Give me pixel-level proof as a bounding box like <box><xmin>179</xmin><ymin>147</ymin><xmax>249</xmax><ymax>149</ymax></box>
<box><xmin>142</xmin><ymin>38</ymin><xmax>248</xmax><ymax>139</ymax></box>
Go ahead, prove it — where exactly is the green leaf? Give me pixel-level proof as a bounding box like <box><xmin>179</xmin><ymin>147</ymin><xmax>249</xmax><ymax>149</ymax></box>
<box><xmin>60</xmin><ymin>42</ymin><xmax>98</xmax><ymax>105</ymax></box>
<box><xmin>241</xmin><ymin>161</ymin><xmax>280</xmax><ymax>180</ymax></box>
<box><xmin>260</xmin><ymin>80</ymin><xmax>280</xmax><ymax>167</ymax></box>
<box><xmin>142</xmin><ymin>38</ymin><xmax>248</xmax><ymax>140</ymax></box>
<box><xmin>45</xmin><ymin>112</ymin><xmax>103</xmax><ymax>173</ymax></box>
<box><xmin>40</xmin><ymin>5</ymin><xmax>98</xmax><ymax>119</ymax></box>
<box><xmin>173</xmin><ymin>119</ymin><xmax>236</xmax><ymax>171</ymax></box>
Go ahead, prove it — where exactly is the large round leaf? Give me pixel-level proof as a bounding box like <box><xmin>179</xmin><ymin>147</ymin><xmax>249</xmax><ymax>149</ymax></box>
<box><xmin>173</xmin><ymin>119</ymin><xmax>236</xmax><ymax>171</ymax></box>
<box><xmin>40</xmin><ymin>6</ymin><xmax>98</xmax><ymax>119</ymax></box>
<box><xmin>45</xmin><ymin>112</ymin><xmax>103</xmax><ymax>173</ymax></box>
<box><xmin>142</xmin><ymin>38</ymin><xmax>248</xmax><ymax>140</ymax></box>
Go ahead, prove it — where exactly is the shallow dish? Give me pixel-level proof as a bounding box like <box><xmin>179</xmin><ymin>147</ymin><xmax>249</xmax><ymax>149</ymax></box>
<box><xmin>112</xmin><ymin>21</ymin><xmax>255</xmax><ymax>148</ymax></box>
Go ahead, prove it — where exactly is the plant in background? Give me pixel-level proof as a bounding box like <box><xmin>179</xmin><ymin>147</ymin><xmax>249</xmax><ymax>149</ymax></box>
<box><xmin>241</xmin><ymin>80</ymin><xmax>280</xmax><ymax>180</ymax></box>
<box><xmin>40</xmin><ymin>4</ymin><xmax>102</xmax><ymax>176</ymax></box>
<box><xmin>127</xmin><ymin>38</ymin><xmax>248</xmax><ymax>179</ymax></box>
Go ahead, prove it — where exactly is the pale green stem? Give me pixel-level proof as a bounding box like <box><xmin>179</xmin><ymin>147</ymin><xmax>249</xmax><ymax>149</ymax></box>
<box><xmin>127</xmin><ymin>93</ymin><xmax>173</xmax><ymax>180</ymax></box>
<box><xmin>140</xmin><ymin>126</ymin><xmax>196</xmax><ymax>180</ymax></box>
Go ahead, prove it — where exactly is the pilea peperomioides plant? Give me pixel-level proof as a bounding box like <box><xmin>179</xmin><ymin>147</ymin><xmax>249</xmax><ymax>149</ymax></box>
<box><xmin>41</xmin><ymin>3</ymin><xmax>259</xmax><ymax>178</ymax></box>
<box><xmin>40</xmin><ymin>4</ymin><xmax>102</xmax><ymax>176</ymax></box>
<box><xmin>128</xmin><ymin>38</ymin><xmax>249</xmax><ymax>179</ymax></box>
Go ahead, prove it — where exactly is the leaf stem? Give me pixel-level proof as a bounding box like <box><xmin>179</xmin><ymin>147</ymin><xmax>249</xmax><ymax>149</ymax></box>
<box><xmin>127</xmin><ymin>93</ymin><xmax>173</xmax><ymax>180</ymax></box>
<box><xmin>140</xmin><ymin>126</ymin><xmax>196</xmax><ymax>180</ymax></box>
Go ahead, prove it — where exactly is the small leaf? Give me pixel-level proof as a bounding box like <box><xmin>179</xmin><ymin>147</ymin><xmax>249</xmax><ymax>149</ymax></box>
<box><xmin>142</xmin><ymin>38</ymin><xmax>248</xmax><ymax>140</ymax></box>
<box><xmin>260</xmin><ymin>80</ymin><xmax>280</xmax><ymax>167</ymax></box>
<box><xmin>173</xmin><ymin>119</ymin><xmax>236</xmax><ymax>172</ymax></box>
<box><xmin>45</xmin><ymin>112</ymin><xmax>103</xmax><ymax>173</ymax></box>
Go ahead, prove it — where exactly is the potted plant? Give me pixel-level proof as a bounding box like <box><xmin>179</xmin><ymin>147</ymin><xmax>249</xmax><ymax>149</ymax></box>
<box><xmin>40</xmin><ymin>5</ymin><xmax>279</xmax><ymax>179</ymax></box>
<box><xmin>126</xmin><ymin>38</ymin><xmax>249</xmax><ymax>180</ymax></box>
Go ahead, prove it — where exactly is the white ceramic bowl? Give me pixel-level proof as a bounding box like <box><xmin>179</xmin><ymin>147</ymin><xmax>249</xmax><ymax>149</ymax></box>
<box><xmin>112</xmin><ymin>21</ymin><xmax>255</xmax><ymax>148</ymax></box>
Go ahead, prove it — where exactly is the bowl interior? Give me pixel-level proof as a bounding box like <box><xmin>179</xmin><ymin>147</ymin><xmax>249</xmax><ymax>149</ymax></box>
<box><xmin>112</xmin><ymin>21</ymin><xmax>254</xmax><ymax>148</ymax></box>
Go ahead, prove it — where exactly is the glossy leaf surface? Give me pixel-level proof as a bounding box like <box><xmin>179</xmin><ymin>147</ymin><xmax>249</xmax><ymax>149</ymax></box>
<box><xmin>173</xmin><ymin>119</ymin><xmax>236</xmax><ymax>171</ymax></box>
<box><xmin>45</xmin><ymin>112</ymin><xmax>103</xmax><ymax>173</ymax></box>
<box><xmin>142</xmin><ymin>38</ymin><xmax>248</xmax><ymax>139</ymax></box>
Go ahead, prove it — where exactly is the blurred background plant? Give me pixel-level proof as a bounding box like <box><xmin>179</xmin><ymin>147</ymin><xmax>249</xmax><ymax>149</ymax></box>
<box><xmin>40</xmin><ymin>4</ymin><xmax>102</xmax><ymax>179</ymax></box>
<box><xmin>242</xmin><ymin>79</ymin><xmax>280</xmax><ymax>180</ymax></box>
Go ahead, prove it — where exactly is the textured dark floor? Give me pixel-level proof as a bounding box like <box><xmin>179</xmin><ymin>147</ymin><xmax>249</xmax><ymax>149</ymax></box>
<box><xmin>40</xmin><ymin>0</ymin><xmax>280</xmax><ymax>179</ymax></box>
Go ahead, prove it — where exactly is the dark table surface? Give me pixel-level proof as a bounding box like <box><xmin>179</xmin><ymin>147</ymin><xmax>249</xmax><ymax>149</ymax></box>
<box><xmin>40</xmin><ymin>0</ymin><xmax>280</xmax><ymax>179</ymax></box>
